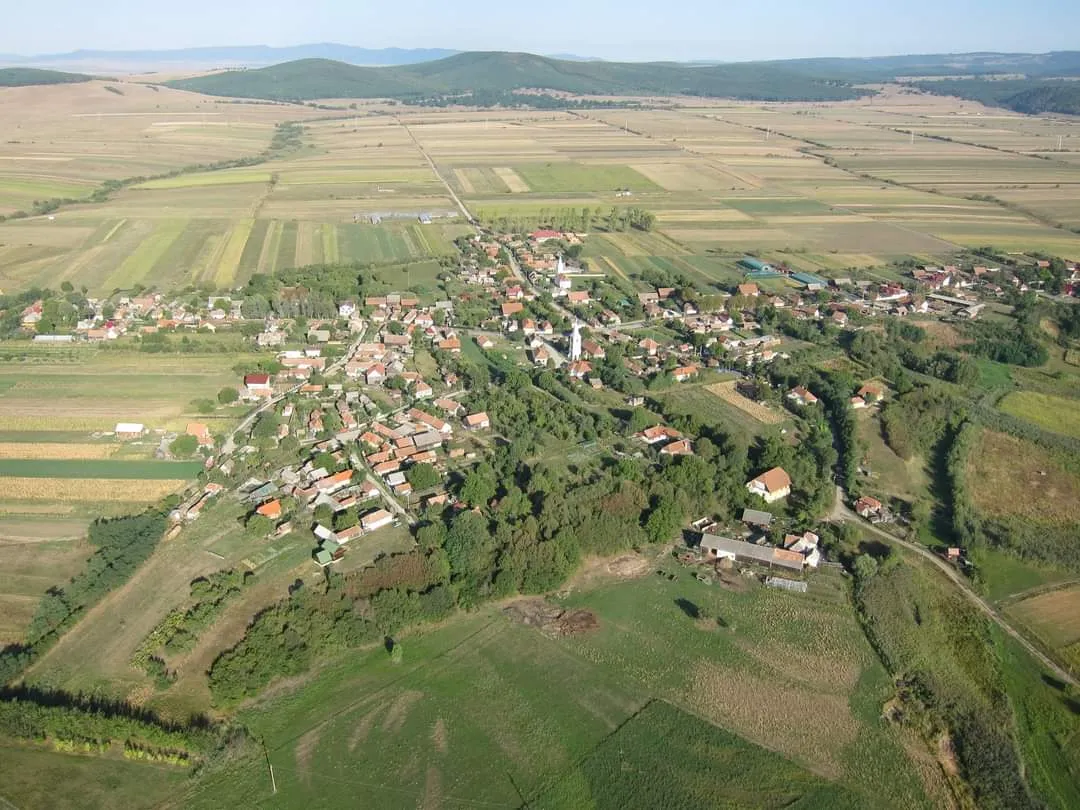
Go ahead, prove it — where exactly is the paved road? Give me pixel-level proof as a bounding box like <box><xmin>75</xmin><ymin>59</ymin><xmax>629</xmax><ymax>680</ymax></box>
<box><xmin>831</xmin><ymin>486</ymin><xmax>1077</xmax><ymax>688</ymax></box>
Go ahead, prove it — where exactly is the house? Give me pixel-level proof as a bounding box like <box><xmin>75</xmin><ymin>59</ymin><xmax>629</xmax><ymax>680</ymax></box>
<box><xmin>114</xmin><ymin>422</ymin><xmax>146</xmax><ymax>440</ymax></box>
<box><xmin>858</xmin><ymin>383</ymin><xmax>884</xmax><ymax>402</ymax></box>
<box><xmin>741</xmin><ymin>508</ymin><xmax>774</xmax><ymax>529</ymax></box>
<box><xmin>464</xmin><ymin>412</ymin><xmax>490</xmax><ymax>430</ymax></box>
<box><xmin>361</xmin><ymin>508</ymin><xmax>395</xmax><ymax>533</ymax></box>
<box><xmin>783</xmin><ymin>531</ymin><xmax>821</xmax><ymax>568</ymax></box>
<box><xmin>255</xmin><ymin>499</ymin><xmax>283</xmax><ymax>520</ymax></box>
<box><xmin>475</xmin><ymin>335</ymin><xmax>496</xmax><ymax>350</ymax></box>
<box><xmin>831</xmin><ymin>310</ymin><xmax>849</xmax><ymax>327</ymax></box>
<box><xmin>581</xmin><ymin>339</ymin><xmax>605</xmax><ymax>360</ymax></box>
<box><xmin>737</xmin><ymin>283</ymin><xmax>760</xmax><ymax>298</ymax></box>
<box><xmin>786</xmin><ymin>386</ymin><xmax>819</xmax><ymax>406</ymax></box>
<box><xmin>338</xmin><ymin>301</ymin><xmax>357</xmax><ymax>318</ymax></box>
<box><xmin>855</xmin><ymin>495</ymin><xmax>883</xmax><ymax>519</ymax></box>
<box><xmin>365</xmin><ymin>364</ymin><xmax>386</xmax><ymax>385</ymax></box>
<box><xmin>850</xmin><ymin>396</ymin><xmax>867</xmax><ymax>410</ymax></box>
<box><xmin>746</xmin><ymin>467</ymin><xmax>792</xmax><ymax>503</ymax></box>
<box><xmin>334</xmin><ymin>525</ymin><xmax>364</xmax><ymax>544</ymax></box>
<box><xmin>567</xmin><ymin>360</ymin><xmax>592</xmax><ymax>379</ymax></box>
<box><xmin>438</xmin><ymin>336</ymin><xmax>462</xmax><ymax>353</ymax></box>
<box><xmin>636</xmin><ymin>425</ymin><xmax>682</xmax><ymax>445</ymax></box>
<box><xmin>567</xmin><ymin>290</ymin><xmax>590</xmax><ymax>305</ymax></box>
<box><xmin>700</xmin><ymin>534</ymin><xmax>805</xmax><ymax>572</ymax></box>
<box><xmin>671</xmin><ymin>365</ymin><xmax>698</xmax><ymax>383</ymax></box>
<box><xmin>413</xmin><ymin>381</ymin><xmax>433</xmax><ymax>400</ymax></box>
<box><xmin>186</xmin><ymin>422</ymin><xmax>214</xmax><ymax>447</ymax></box>
<box><xmin>660</xmin><ymin>439</ymin><xmax>694</xmax><ymax>456</ymax></box>
<box><xmin>638</xmin><ymin>338</ymin><xmax>660</xmax><ymax>357</ymax></box>
<box><xmin>501</xmin><ymin>302</ymin><xmax>524</xmax><ymax>318</ymax></box>
<box><xmin>434</xmin><ymin>398</ymin><xmax>463</xmax><ymax>416</ymax></box>
<box><xmin>243</xmin><ymin>373</ymin><xmax>273</xmax><ymax>397</ymax></box>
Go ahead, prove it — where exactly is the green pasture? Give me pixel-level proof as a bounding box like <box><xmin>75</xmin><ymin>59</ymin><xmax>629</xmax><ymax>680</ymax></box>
<box><xmin>998</xmin><ymin>391</ymin><xmax>1080</xmax><ymax>439</ymax></box>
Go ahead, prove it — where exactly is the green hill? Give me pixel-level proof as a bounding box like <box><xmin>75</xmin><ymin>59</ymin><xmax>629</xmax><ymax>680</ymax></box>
<box><xmin>166</xmin><ymin>52</ymin><xmax>866</xmax><ymax>102</ymax></box>
<box><xmin>912</xmin><ymin>78</ymin><xmax>1080</xmax><ymax>115</ymax></box>
<box><xmin>0</xmin><ymin>67</ymin><xmax>93</xmax><ymax>87</ymax></box>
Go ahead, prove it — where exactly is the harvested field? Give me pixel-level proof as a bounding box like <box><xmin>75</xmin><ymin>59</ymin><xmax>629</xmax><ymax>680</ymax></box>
<box><xmin>493</xmin><ymin>167</ymin><xmax>529</xmax><ymax>192</ymax></box>
<box><xmin>0</xmin><ymin>442</ymin><xmax>119</xmax><ymax>459</ymax></box>
<box><xmin>707</xmin><ymin>380</ymin><xmax>786</xmax><ymax>424</ymax></box>
<box><xmin>0</xmin><ymin>478</ymin><xmax>188</xmax><ymax>502</ymax></box>
<box><xmin>1007</xmin><ymin>586</ymin><xmax>1080</xmax><ymax>650</ymax></box>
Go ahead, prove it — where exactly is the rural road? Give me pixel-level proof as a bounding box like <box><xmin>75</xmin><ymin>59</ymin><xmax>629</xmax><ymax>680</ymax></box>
<box><xmin>831</xmin><ymin>486</ymin><xmax>1078</xmax><ymax>688</ymax></box>
<box><xmin>396</xmin><ymin>117</ymin><xmax>475</xmax><ymax>225</ymax></box>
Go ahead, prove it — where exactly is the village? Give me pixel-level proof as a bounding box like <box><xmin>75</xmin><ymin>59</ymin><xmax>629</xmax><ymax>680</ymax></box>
<box><xmin>15</xmin><ymin>225</ymin><xmax>1072</xmax><ymax>585</ymax></box>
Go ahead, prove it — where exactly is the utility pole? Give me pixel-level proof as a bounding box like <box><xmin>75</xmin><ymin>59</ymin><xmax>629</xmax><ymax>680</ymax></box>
<box><xmin>1059</xmin><ymin>135</ymin><xmax>1064</xmax><ymax>151</ymax></box>
<box><xmin>262</xmin><ymin>740</ymin><xmax>277</xmax><ymax>794</ymax></box>
<box><xmin>910</xmin><ymin>130</ymin><xmax>914</xmax><ymax>146</ymax></box>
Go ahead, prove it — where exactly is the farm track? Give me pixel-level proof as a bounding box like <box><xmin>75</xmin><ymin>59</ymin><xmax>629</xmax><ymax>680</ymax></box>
<box><xmin>830</xmin><ymin>486</ymin><xmax>1079</xmax><ymax>688</ymax></box>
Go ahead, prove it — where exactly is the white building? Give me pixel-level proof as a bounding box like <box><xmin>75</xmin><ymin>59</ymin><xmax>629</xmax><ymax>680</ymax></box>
<box><xmin>570</xmin><ymin>320</ymin><xmax>582</xmax><ymax>362</ymax></box>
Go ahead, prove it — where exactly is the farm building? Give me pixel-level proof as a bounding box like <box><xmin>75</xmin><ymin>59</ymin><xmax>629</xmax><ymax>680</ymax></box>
<box><xmin>361</xmin><ymin>509</ymin><xmax>395</xmax><ymax>532</ymax></box>
<box><xmin>700</xmin><ymin>534</ymin><xmax>806</xmax><ymax>572</ymax></box>
<box><xmin>114</xmin><ymin>422</ymin><xmax>146</xmax><ymax>440</ymax></box>
<box><xmin>792</xmin><ymin>272</ymin><xmax>828</xmax><ymax>291</ymax></box>
<box><xmin>741</xmin><ymin>508</ymin><xmax>774</xmax><ymax>528</ymax></box>
<box><xmin>766</xmin><ymin>577</ymin><xmax>808</xmax><ymax>593</ymax></box>
<box><xmin>738</xmin><ymin>257</ymin><xmax>775</xmax><ymax>274</ymax></box>
<box><xmin>786</xmin><ymin>386</ymin><xmax>818</xmax><ymax>406</ymax></box>
<box><xmin>746</xmin><ymin>467</ymin><xmax>791</xmax><ymax>503</ymax></box>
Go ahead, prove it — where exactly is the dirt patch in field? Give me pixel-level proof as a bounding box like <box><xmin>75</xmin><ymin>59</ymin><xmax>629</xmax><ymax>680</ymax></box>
<box><xmin>493</xmin><ymin>167</ymin><xmax>528</xmax><ymax>193</ymax></box>
<box><xmin>431</xmin><ymin>718</ymin><xmax>448</xmax><ymax>755</ymax></box>
<box><xmin>504</xmin><ymin>598</ymin><xmax>600</xmax><ymax>637</ymax></box>
<box><xmin>420</xmin><ymin>766</ymin><xmax>443</xmax><ymax>810</ymax></box>
<box><xmin>689</xmin><ymin>661</ymin><xmax>857</xmax><ymax>779</ymax></box>
<box><xmin>294</xmin><ymin>726</ymin><xmax>321</xmax><ymax>784</ymax></box>
<box><xmin>563</xmin><ymin>552</ymin><xmax>653</xmax><ymax>591</ymax></box>
<box><xmin>1007</xmin><ymin>585</ymin><xmax>1080</xmax><ymax>648</ymax></box>
<box><xmin>381</xmin><ymin>689</ymin><xmax>424</xmax><ymax>734</ymax></box>
<box><xmin>348</xmin><ymin>704</ymin><xmax>383</xmax><ymax>752</ymax></box>
<box><xmin>918</xmin><ymin>321</ymin><xmax>963</xmax><ymax>349</ymax></box>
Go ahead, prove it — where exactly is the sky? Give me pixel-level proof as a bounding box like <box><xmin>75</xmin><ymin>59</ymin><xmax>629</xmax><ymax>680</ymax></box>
<box><xmin>1</xmin><ymin>0</ymin><xmax>1077</xmax><ymax>61</ymax></box>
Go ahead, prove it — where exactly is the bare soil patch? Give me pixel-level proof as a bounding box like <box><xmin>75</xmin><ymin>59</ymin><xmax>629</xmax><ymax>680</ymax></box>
<box><xmin>420</xmin><ymin>766</ymin><xmax>443</xmax><ymax>810</ymax></box>
<box><xmin>431</xmin><ymin>718</ymin><xmax>448</xmax><ymax>755</ymax></box>
<box><xmin>348</xmin><ymin>703</ymin><xmax>383</xmax><ymax>752</ymax></box>
<box><xmin>503</xmin><ymin>598</ymin><xmax>599</xmax><ymax>637</ymax></box>
<box><xmin>294</xmin><ymin>726</ymin><xmax>321</xmax><ymax>784</ymax></box>
<box><xmin>563</xmin><ymin>552</ymin><xmax>653</xmax><ymax>591</ymax></box>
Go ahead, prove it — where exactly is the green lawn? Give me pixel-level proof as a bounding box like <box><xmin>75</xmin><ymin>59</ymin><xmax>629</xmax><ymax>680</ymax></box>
<box><xmin>999</xmin><ymin>390</ymin><xmax>1080</xmax><ymax>439</ymax></box>
<box><xmin>0</xmin><ymin>459</ymin><xmax>202</xmax><ymax>479</ymax></box>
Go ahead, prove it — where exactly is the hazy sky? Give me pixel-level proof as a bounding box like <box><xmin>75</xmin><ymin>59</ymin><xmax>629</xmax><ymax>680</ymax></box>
<box><xmin>2</xmin><ymin>0</ymin><xmax>1076</xmax><ymax>60</ymax></box>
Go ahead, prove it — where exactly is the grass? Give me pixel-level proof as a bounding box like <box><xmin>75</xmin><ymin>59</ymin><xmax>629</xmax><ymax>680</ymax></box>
<box><xmin>534</xmin><ymin>700</ymin><xmax>862</xmax><ymax>810</ymax></box>
<box><xmin>0</xmin><ymin>744</ymin><xmax>186</xmax><ymax>810</ymax></box>
<box><xmin>176</xmin><ymin>566</ymin><xmax>930</xmax><ymax>810</ymax></box>
<box><xmin>855</xmin><ymin>412</ymin><xmax>930</xmax><ymax>506</ymax></box>
<box><xmin>652</xmin><ymin>381</ymin><xmax>785</xmax><ymax>444</ymax></box>
<box><xmin>0</xmin><ymin>459</ymin><xmax>203</xmax><ymax>479</ymax></box>
<box><xmin>974</xmin><ymin>547</ymin><xmax>1077</xmax><ymax>603</ymax></box>
<box><xmin>1006</xmin><ymin>585</ymin><xmax>1080</xmax><ymax>650</ymax></box>
<box><xmin>999</xmin><ymin>391</ymin><xmax>1080</xmax><ymax>439</ymax></box>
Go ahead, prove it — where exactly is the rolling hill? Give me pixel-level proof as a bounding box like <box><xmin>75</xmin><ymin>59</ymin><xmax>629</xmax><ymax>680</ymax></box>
<box><xmin>0</xmin><ymin>67</ymin><xmax>93</xmax><ymax>87</ymax></box>
<box><xmin>166</xmin><ymin>51</ymin><xmax>867</xmax><ymax>102</ymax></box>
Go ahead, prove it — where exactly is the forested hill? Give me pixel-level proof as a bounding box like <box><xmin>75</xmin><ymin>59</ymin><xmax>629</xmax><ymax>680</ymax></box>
<box><xmin>912</xmin><ymin>79</ymin><xmax>1080</xmax><ymax>116</ymax></box>
<box><xmin>166</xmin><ymin>52</ymin><xmax>867</xmax><ymax>102</ymax></box>
<box><xmin>0</xmin><ymin>67</ymin><xmax>93</xmax><ymax>87</ymax></box>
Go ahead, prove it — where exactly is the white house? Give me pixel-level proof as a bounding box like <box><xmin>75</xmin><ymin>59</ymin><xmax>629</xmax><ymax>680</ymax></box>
<box><xmin>746</xmin><ymin>467</ymin><xmax>792</xmax><ymax>503</ymax></box>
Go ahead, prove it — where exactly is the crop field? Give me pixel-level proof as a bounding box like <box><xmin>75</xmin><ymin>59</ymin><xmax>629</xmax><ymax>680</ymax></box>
<box><xmin>998</xmin><ymin>391</ymin><xmax>1080</xmax><ymax>440</ymax></box>
<box><xmin>177</xmin><ymin>567</ymin><xmax>933</xmax><ymax>810</ymax></box>
<box><xmin>1007</xmin><ymin>586</ymin><xmax>1080</xmax><ymax>670</ymax></box>
<box><xmin>652</xmin><ymin>382</ymin><xmax>784</xmax><ymax>443</ymax></box>
<box><xmin>966</xmin><ymin>429</ymin><xmax>1080</xmax><ymax>525</ymax></box>
<box><xmin>707</xmin><ymin>380</ymin><xmax>787</xmax><ymax>424</ymax></box>
<box><xmin>5</xmin><ymin>89</ymin><xmax>1080</xmax><ymax>295</ymax></box>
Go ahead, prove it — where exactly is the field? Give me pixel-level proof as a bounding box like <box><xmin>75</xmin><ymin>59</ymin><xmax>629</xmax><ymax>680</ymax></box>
<box><xmin>1007</xmin><ymin>586</ymin><xmax>1080</xmax><ymax>656</ymax></box>
<box><xmin>174</xmin><ymin>566</ymin><xmax>935</xmax><ymax>810</ymax></box>
<box><xmin>965</xmin><ymin>429</ymin><xmax>1080</xmax><ymax>526</ymax></box>
<box><xmin>856</xmin><ymin>412</ymin><xmax>930</xmax><ymax>505</ymax></box>
<box><xmin>999</xmin><ymin>391</ymin><xmax>1080</xmax><ymax>439</ymax></box>
<box><xmin>0</xmin><ymin>517</ymin><xmax>91</xmax><ymax>644</ymax></box>
<box><xmin>706</xmin><ymin>380</ymin><xmax>787</xmax><ymax>424</ymax></box>
<box><xmin>651</xmin><ymin>381</ymin><xmax>785</xmax><ymax>443</ymax></box>
<box><xmin>4</xmin><ymin>86</ymin><xmax>1080</xmax><ymax>296</ymax></box>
